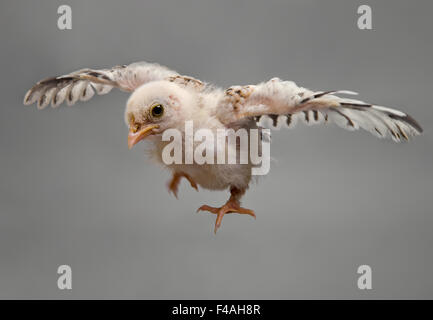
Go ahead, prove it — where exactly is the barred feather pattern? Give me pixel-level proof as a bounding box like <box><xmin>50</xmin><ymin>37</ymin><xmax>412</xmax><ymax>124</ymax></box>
<box><xmin>254</xmin><ymin>95</ymin><xmax>423</xmax><ymax>142</ymax></box>
<box><xmin>23</xmin><ymin>62</ymin><xmax>178</xmax><ymax>109</ymax></box>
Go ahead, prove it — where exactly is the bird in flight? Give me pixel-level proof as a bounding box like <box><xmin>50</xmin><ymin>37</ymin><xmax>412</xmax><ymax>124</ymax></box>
<box><xmin>24</xmin><ymin>62</ymin><xmax>422</xmax><ymax>233</ymax></box>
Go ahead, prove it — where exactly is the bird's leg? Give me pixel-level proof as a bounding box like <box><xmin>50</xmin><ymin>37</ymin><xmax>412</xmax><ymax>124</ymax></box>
<box><xmin>197</xmin><ymin>187</ymin><xmax>256</xmax><ymax>234</ymax></box>
<box><xmin>167</xmin><ymin>172</ymin><xmax>198</xmax><ymax>198</ymax></box>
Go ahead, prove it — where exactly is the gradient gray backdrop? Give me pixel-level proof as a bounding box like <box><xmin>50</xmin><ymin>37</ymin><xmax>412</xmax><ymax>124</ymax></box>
<box><xmin>1</xmin><ymin>0</ymin><xmax>432</xmax><ymax>299</ymax></box>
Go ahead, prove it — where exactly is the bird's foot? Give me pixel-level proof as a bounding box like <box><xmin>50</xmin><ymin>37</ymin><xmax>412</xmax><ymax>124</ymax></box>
<box><xmin>197</xmin><ymin>199</ymin><xmax>256</xmax><ymax>234</ymax></box>
<box><xmin>168</xmin><ymin>172</ymin><xmax>198</xmax><ymax>198</ymax></box>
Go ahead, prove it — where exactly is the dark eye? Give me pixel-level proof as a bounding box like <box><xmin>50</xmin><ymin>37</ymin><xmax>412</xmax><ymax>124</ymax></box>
<box><xmin>151</xmin><ymin>104</ymin><xmax>164</xmax><ymax>118</ymax></box>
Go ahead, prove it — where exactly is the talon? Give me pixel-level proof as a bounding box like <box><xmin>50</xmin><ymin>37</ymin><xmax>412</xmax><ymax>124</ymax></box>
<box><xmin>197</xmin><ymin>205</ymin><xmax>219</xmax><ymax>214</ymax></box>
<box><xmin>167</xmin><ymin>172</ymin><xmax>198</xmax><ymax>198</ymax></box>
<box><xmin>167</xmin><ymin>179</ymin><xmax>179</xmax><ymax>199</ymax></box>
<box><xmin>214</xmin><ymin>212</ymin><xmax>224</xmax><ymax>234</ymax></box>
<box><xmin>187</xmin><ymin>178</ymin><xmax>199</xmax><ymax>191</ymax></box>
<box><xmin>236</xmin><ymin>207</ymin><xmax>256</xmax><ymax>218</ymax></box>
<box><xmin>197</xmin><ymin>194</ymin><xmax>256</xmax><ymax>233</ymax></box>
<box><xmin>182</xmin><ymin>174</ymin><xmax>198</xmax><ymax>191</ymax></box>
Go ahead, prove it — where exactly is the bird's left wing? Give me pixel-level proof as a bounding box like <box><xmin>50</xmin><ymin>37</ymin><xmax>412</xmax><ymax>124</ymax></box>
<box><xmin>217</xmin><ymin>78</ymin><xmax>422</xmax><ymax>142</ymax></box>
<box><xmin>24</xmin><ymin>62</ymin><xmax>179</xmax><ymax>109</ymax></box>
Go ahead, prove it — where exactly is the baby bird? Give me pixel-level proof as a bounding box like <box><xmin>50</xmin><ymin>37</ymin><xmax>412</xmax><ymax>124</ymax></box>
<box><xmin>24</xmin><ymin>62</ymin><xmax>423</xmax><ymax>233</ymax></box>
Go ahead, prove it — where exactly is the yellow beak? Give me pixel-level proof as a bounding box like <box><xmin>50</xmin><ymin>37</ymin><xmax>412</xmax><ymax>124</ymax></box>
<box><xmin>128</xmin><ymin>124</ymin><xmax>159</xmax><ymax>149</ymax></box>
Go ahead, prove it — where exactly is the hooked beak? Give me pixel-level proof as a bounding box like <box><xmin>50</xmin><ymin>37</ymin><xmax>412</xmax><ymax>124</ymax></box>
<box><xmin>128</xmin><ymin>124</ymin><xmax>159</xmax><ymax>149</ymax></box>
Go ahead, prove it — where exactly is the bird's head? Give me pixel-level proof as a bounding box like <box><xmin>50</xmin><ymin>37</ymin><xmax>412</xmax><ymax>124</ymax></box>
<box><xmin>125</xmin><ymin>81</ymin><xmax>195</xmax><ymax>149</ymax></box>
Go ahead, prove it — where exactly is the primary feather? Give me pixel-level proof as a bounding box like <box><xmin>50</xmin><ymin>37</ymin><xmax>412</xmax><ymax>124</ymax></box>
<box><xmin>218</xmin><ymin>78</ymin><xmax>422</xmax><ymax>142</ymax></box>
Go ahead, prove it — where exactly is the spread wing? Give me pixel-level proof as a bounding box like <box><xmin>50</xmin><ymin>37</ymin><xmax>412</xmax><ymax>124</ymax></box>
<box><xmin>23</xmin><ymin>62</ymin><xmax>179</xmax><ymax>109</ymax></box>
<box><xmin>217</xmin><ymin>78</ymin><xmax>422</xmax><ymax>142</ymax></box>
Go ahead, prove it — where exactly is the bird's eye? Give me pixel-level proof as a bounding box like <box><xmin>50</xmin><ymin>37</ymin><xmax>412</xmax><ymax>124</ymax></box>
<box><xmin>150</xmin><ymin>104</ymin><xmax>164</xmax><ymax>118</ymax></box>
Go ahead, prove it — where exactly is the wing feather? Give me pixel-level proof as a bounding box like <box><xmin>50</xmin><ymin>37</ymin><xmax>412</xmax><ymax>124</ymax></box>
<box><xmin>218</xmin><ymin>78</ymin><xmax>422</xmax><ymax>142</ymax></box>
<box><xmin>24</xmin><ymin>62</ymin><xmax>178</xmax><ymax>108</ymax></box>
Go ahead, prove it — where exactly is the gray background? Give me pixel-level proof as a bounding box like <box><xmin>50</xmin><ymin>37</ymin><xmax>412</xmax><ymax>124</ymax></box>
<box><xmin>0</xmin><ymin>0</ymin><xmax>432</xmax><ymax>299</ymax></box>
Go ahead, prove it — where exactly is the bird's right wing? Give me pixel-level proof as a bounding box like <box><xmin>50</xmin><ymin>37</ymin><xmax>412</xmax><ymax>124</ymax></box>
<box><xmin>24</xmin><ymin>62</ymin><xmax>179</xmax><ymax>109</ymax></box>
